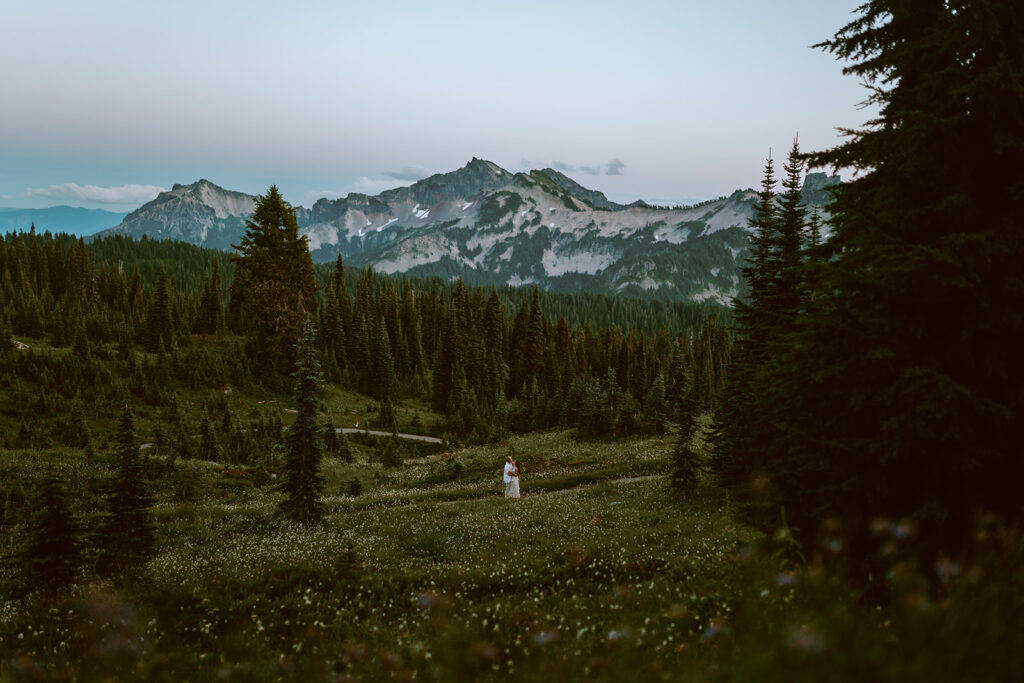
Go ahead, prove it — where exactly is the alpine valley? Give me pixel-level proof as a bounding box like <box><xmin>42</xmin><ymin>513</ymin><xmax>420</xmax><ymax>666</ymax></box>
<box><xmin>98</xmin><ymin>158</ymin><xmax>839</xmax><ymax>303</ymax></box>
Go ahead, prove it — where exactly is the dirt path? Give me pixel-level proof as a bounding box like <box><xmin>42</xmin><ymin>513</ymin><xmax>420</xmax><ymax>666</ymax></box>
<box><xmin>338</xmin><ymin>428</ymin><xmax>443</xmax><ymax>444</ymax></box>
<box><xmin>436</xmin><ymin>473</ymin><xmax>667</xmax><ymax>505</ymax></box>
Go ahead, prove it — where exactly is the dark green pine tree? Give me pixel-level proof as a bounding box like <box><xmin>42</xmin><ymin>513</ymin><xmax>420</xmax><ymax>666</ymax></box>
<box><xmin>277</xmin><ymin>320</ymin><xmax>326</xmax><ymax>525</ymax></box>
<box><xmin>98</xmin><ymin>402</ymin><xmax>155</xmax><ymax>575</ymax></box>
<box><xmin>712</xmin><ymin>155</ymin><xmax>779</xmax><ymax>489</ymax></box>
<box><xmin>523</xmin><ymin>289</ymin><xmax>548</xmax><ymax>390</ymax></box>
<box><xmin>370</xmin><ymin>317</ymin><xmax>396</xmax><ymax>401</ymax></box>
<box><xmin>806</xmin><ymin>207</ymin><xmax>824</xmax><ymax>259</ymax></box>
<box><xmin>21</xmin><ymin>474</ymin><xmax>82</xmax><ymax>593</ymax></box>
<box><xmin>199</xmin><ymin>411</ymin><xmax>222</xmax><ymax>462</ymax></box>
<box><xmin>195</xmin><ymin>260</ymin><xmax>225</xmax><ymax>335</ymax></box>
<box><xmin>69</xmin><ymin>394</ymin><xmax>91</xmax><ymax>449</ymax></box>
<box><xmin>642</xmin><ymin>371</ymin><xmax>669</xmax><ymax>434</ymax></box>
<box><xmin>671</xmin><ymin>389</ymin><xmax>702</xmax><ymax>495</ymax></box>
<box><xmin>17</xmin><ymin>418</ymin><xmax>32</xmax><ymax>449</ymax></box>
<box><xmin>377</xmin><ymin>396</ymin><xmax>397</xmax><ymax>431</ymax></box>
<box><xmin>145</xmin><ymin>269</ymin><xmax>175</xmax><ymax>353</ymax></box>
<box><xmin>337</xmin><ymin>430</ymin><xmax>353</xmax><ymax>463</ymax></box>
<box><xmin>230</xmin><ymin>186</ymin><xmax>318</xmax><ymax>380</ymax></box>
<box><xmin>772</xmin><ymin>137</ymin><xmax>809</xmax><ymax>321</ymax></box>
<box><xmin>763</xmin><ymin>1</ymin><xmax>1024</xmax><ymax>558</ymax></box>
<box><xmin>0</xmin><ymin>317</ymin><xmax>13</xmax><ymax>356</ymax></box>
<box><xmin>738</xmin><ymin>152</ymin><xmax>778</xmax><ymax>364</ymax></box>
<box><xmin>433</xmin><ymin>306</ymin><xmax>462</xmax><ymax>413</ymax></box>
<box><xmin>72</xmin><ymin>321</ymin><xmax>90</xmax><ymax>360</ymax></box>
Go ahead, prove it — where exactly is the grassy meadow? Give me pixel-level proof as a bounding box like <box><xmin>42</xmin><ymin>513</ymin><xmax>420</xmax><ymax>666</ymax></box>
<box><xmin>3</xmin><ymin>422</ymin><xmax>1020</xmax><ymax>681</ymax></box>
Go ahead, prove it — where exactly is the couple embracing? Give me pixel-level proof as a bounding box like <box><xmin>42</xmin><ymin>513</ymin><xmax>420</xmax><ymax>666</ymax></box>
<box><xmin>503</xmin><ymin>455</ymin><xmax>522</xmax><ymax>499</ymax></box>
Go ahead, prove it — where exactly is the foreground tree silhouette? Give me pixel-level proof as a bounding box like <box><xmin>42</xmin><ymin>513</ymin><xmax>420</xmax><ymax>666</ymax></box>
<box><xmin>757</xmin><ymin>1</ymin><xmax>1024</xmax><ymax>559</ymax></box>
<box><xmin>98</xmin><ymin>402</ymin><xmax>155</xmax><ymax>575</ymax></box>
<box><xmin>277</xmin><ymin>321</ymin><xmax>326</xmax><ymax>525</ymax></box>
<box><xmin>21</xmin><ymin>474</ymin><xmax>81</xmax><ymax>593</ymax></box>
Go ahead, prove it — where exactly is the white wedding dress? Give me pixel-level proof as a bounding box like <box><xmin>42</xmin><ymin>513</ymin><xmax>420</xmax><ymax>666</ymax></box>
<box><xmin>508</xmin><ymin>473</ymin><xmax>520</xmax><ymax>498</ymax></box>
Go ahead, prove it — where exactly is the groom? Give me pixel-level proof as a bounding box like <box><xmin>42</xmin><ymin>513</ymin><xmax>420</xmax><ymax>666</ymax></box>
<box><xmin>503</xmin><ymin>455</ymin><xmax>515</xmax><ymax>497</ymax></box>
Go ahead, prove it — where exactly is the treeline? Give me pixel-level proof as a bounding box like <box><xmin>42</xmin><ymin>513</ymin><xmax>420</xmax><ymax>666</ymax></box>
<box><xmin>315</xmin><ymin>258</ymin><xmax>730</xmax><ymax>442</ymax></box>
<box><xmin>1</xmin><ymin>221</ymin><xmax>731</xmax><ymax>449</ymax></box>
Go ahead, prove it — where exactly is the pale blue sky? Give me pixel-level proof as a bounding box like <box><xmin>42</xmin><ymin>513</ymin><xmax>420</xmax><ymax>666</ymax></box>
<box><xmin>1</xmin><ymin>0</ymin><xmax>866</xmax><ymax>211</ymax></box>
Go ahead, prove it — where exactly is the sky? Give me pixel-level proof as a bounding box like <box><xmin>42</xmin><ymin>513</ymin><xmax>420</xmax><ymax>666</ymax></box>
<box><xmin>0</xmin><ymin>0</ymin><xmax>869</xmax><ymax>212</ymax></box>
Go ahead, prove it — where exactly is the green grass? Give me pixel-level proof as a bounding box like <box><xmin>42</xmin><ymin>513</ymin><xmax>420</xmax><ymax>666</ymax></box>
<box><xmin>2</xmin><ymin>428</ymin><xmax>1021</xmax><ymax>681</ymax></box>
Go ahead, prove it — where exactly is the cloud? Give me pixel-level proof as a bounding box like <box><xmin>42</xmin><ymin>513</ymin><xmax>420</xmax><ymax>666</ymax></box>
<box><xmin>604</xmin><ymin>158</ymin><xmax>626</xmax><ymax>176</ymax></box>
<box><xmin>550</xmin><ymin>159</ymin><xmax>625</xmax><ymax>176</ymax></box>
<box><xmin>308</xmin><ymin>176</ymin><xmax>413</xmax><ymax>202</ymax></box>
<box><xmin>26</xmin><ymin>183</ymin><xmax>165</xmax><ymax>205</ymax></box>
<box><xmin>383</xmin><ymin>165</ymin><xmax>430</xmax><ymax>181</ymax></box>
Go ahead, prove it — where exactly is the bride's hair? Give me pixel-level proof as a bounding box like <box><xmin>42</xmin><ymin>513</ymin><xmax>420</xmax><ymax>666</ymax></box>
<box><xmin>514</xmin><ymin>459</ymin><xmax>522</xmax><ymax>475</ymax></box>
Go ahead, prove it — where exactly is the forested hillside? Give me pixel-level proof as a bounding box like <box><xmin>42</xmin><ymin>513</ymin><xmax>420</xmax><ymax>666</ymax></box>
<box><xmin>0</xmin><ymin>225</ymin><xmax>730</xmax><ymax>451</ymax></box>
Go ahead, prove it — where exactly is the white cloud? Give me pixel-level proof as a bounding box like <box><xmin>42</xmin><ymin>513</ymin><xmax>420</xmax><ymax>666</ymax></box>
<box><xmin>26</xmin><ymin>183</ymin><xmax>165</xmax><ymax>204</ymax></box>
<box><xmin>384</xmin><ymin>165</ymin><xmax>431</xmax><ymax>181</ymax></box>
<box><xmin>604</xmin><ymin>158</ymin><xmax>626</xmax><ymax>176</ymax></box>
<box><xmin>308</xmin><ymin>176</ymin><xmax>413</xmax><ymax>202</ymax></box>
<box><xmin>549</xmin><ymin>159</ymin><xmax>626</xmax><ymax>176</ymax></box>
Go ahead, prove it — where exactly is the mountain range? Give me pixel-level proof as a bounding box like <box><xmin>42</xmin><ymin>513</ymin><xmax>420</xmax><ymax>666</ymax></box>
<box><xmin>97</xmin><ymin>159</ymin><xmax>839</xmax><ymax>303</ymax></box>
<box><xmin>0</xmin><ymin>206</ymin><xmax>126</xmax><ymax>236</ymax></box>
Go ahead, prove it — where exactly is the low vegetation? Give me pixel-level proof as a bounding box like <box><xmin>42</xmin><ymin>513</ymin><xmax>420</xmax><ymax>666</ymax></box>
<box><xmin>3</xmin><ymin>429</ymin><xmax>1020</xmax><ymax>680</ymax></box>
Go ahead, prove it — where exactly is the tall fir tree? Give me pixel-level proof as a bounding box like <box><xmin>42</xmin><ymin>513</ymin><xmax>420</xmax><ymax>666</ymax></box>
<box><xmin>21</xmin><ymin>473</ymin><xmax>82</xmax><ymax>593</ymax></box>
<box><xmin>98</xmin><ymin>402</ymin><xmax>155</xmax><ymax>575</ymax></box>
<box><xmin>277</xmin><ymin>320</ymin><xmax>326</xmax><ymax>525</ymax></box>
<box><xmin>772</xmin><ymin>137</ymin><xmax>809</xmax><ymax>320</ymax></box>
<box><xmin>145</xmin><ymin>269</ymin><xmax>174</xmax><ymax>352</ymax></box>
<box><xmin>713</xmin><ymin>156</ymin><xmax>779</xmax><ymax>490</ymax></box>
<box><xmin>230</xmin><ymin>186</ymin><xmax>318</xmax><ymax>380</ymax></box>
<box><xmin>370</xmin><ymin>317</ymin><xmax>396</xmax><ymax>401</ymax></box>
<box><xmin>195</xmin><ymin>260</ymin><xmax>225</xmax><ymax>335</ymax></box>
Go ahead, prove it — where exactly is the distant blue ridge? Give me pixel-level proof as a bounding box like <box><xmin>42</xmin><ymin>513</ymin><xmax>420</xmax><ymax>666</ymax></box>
<box><xmin>0</xmin><ymin>206</ymin><xmax>127</xmax><ymax>236</ymax></box>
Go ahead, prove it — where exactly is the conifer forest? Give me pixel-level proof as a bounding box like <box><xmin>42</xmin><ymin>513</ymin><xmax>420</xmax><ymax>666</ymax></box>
<box><xmin>1</xmin><ymin>2</ymin><xmax>1023</xmax><ymax>680</ymax></box>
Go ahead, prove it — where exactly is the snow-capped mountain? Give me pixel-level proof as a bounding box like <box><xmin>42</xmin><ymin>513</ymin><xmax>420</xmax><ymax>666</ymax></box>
<box><xmin>99</xmin><ymin>160</ymin><xmax>839</xmax><ymax>303</ymax></box>
<box><xmin>101</xmin><ymin>179</ymin><xmax>257</xmax><ymax>250</ymax></box>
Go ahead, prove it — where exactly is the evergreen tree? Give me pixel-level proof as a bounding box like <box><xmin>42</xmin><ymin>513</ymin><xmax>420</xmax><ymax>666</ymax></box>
<box><xmin>72</xmin><ymin>321</ymin><xmax>90</xmax><ymax>360</ymax></box>
<box><xmin>21</xmin><ymin>474</ymin><xmax>81</xmax><ymax>593</ymax></box>
<box><xmin>337</xmin><ymin>430</ymin><xmax>353</xmax><ymax>463</ymax></box>
<box><xmin>773</xmin><ymin>137</ymin><xmax>809</xmax><ymax>320</ymax></box>
<box><xmin>0</xmin><ymin>317</ymin><xmax>12</xmax><ymax>356</ymax></box>
<box><xmin>69</xmin><ymin>394</ymin><xmax>91</xmax><ymax>449</ymax></box>
<box><xmin>761</xmin><ymin>1</ymin><xmax>1024</xmax><ymax>558</ymax></box>
<box><xmin>806</xmin><ymin>207</ymin><xmax>824</xmax><ymax>258</ymax></box>
<box><xmin>370</xmin><ymin>317</ymin><xmax>396</xmax><ymax>400</ymax></box>
<box><xmin>195</xmin><ymin>260</ymin><xmax>225</xmax><ymax>335</ymax></box>
<box><xmin>230</xmin><ymin>186</ymin><xmax>318</xmax><ymax>380</ymax></box>
<box><xmin>713</xmin><ymin>156</ymin><xmax>778</xmax><ymax>489</ymax></box>
<box><xmin>377</xmin><ymin>396</ymin><xmax>397</xmax><ymax>430</ymax></box>
<box><xmin>17</xmin><ymin>418</ymin><xmax>31</xmax><ymax>449</ymax></box>
<box><xmin>433</xmin><ymin>306</ymin><xmax>461</xmax><ymax>413</ymax></box>
<box><xmin>98</xmin><ymin>402</ymin><xmax>155</xmax><ymax>574</ymax></box>
<box><xmin>145</xmin><ymin>269</ymin><xmax>174</xmax><ymax>352</ymax></box>
<box><xmin>277</xmin><ymin>320</ymin><xmax>326</xmax><ymax>525</ymax></box>
<box><xmin>199</xmin><ymin>411</ymin><xmax>222</xmax><ymax>462</ymax></box>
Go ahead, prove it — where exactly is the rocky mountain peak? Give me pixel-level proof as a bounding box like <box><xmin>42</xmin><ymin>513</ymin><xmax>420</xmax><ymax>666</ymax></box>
<box><xmin>537</xmin><ymin>168</ymin><xmax>623</xmax><ymax>211</ymax></box>
<box><xmin>801</xmin><ymin>172</ymin><xmax>841</xmax><ymax>207</ymax></box>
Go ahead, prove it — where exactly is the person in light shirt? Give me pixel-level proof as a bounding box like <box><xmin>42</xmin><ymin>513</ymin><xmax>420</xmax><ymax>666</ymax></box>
<box><xmin>503</xmin><ymin>455</ymin><xmax>515</xmax><ymax>497</ymax></box>
<box><xmin>508</xmin><ymin>459</ymin><xmax>521</xmax><ymax>499</ymax></box>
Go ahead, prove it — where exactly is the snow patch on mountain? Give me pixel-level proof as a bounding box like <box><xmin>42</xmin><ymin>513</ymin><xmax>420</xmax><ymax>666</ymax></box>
<box><xmin>692</xmin><ymin>283</ymin><xmax>739</xmax><ymax>306</ymax></box>
<box><xmin>541</xmin><ymin>247</ymin><xmax>617</xmax><ymax>276</ymax></box>
<box><xmin>507</xmin><ymin>275</ymin><xmax>536</xmax><ymax>287</ymax></box>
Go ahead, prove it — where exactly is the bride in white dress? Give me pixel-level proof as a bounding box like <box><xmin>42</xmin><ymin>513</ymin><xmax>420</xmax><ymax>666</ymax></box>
<box><xmin>508</xmin><ymin>459</ymin><xmax>521</xmax><ymax>499</ymax></box>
